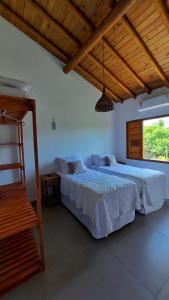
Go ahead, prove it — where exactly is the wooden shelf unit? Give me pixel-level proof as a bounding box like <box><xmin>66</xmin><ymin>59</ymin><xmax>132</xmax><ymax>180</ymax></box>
<box><xmin>0</xmin><ymin>95</ymin><xmax>45</xmax><ymax>296</ymax></box>
<box><xmin>0</xmin><ymin>183</ymin><xmax>37</xmax><ymax>239</ymax></box>
<box><xmin>0</xmin><ymin>143</ymin><xmax>22</xmax><ymax>146</ymax></box>
<box><xmin>0</xmin><ymin>163</ymin><xmax>23</xmax><ymax>171</ymax></box>
<box><xmin>0</xmin><ymin>230</ymin><xmax>41</xmax><ymax>295</ymax></box>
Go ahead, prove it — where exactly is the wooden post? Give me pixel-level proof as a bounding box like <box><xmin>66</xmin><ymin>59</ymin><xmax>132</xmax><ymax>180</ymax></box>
<box><xmin>20</xmin><ymin>124</ymin><xmax>26</xmax><ymax>186</ymax></box>
<box><xmin>17</xmin><ymin>125</ymin><xmax>23</xmax><ymax>183</ymax></box>
<box><xmin>32</xmin><ymin>102</ymin><xmax>45</xmax><ymax>270</ymax></box>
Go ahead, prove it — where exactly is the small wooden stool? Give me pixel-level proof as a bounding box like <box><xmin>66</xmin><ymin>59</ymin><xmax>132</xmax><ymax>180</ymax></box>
<box><xmin>40</xmin><ymin>173</ymin><xmax>60</xmax><ymax>207</ymax></box>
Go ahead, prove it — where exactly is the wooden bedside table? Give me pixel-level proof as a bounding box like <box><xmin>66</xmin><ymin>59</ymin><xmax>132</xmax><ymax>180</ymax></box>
<box><xmin>40</xmin><ymin>173</ymin><xmax>60</xmax><ymax>207</ymax></box>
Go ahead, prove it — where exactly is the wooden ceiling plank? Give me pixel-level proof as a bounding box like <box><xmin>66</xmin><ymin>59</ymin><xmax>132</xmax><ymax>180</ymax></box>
<box><xmin>0</xmin><ymin>1</ymin><xmax>120</xmax><ymax>103</ymax></box>
<box><xmin>32</xmin><ymin>0</ymin><xmax>79</xmax><ymax>46</ymax></box>
<box><xmin>63</xmin><ymin>0</ymin><xmax>94</xmax><ymax>31</ymax></box>
<box><xmin>0</xmin><ymin>2</ymin><xmax>69</xmax><ymax>62</ymax></box>
<box><xmin>103</xmin><ymin>40</ymin><xmax>150</xmax><ymax>93</ymax></box>
<box><xmin>88</xmin><ymin>53</ymin><xmax>136</xmax><ymax>98</ymax></box>
<box><xmin>122</xmin><ymin>15</ymin><xmax>169</xmax><ymax>87</ymax></box>
<box><xmin>154</xmin><ymin>0</ymin><xmax>169</xmax><ymax>33</ymax></box>
<box><xmin>66</xmin><ymin>1</ymin><xmax>142</xmax><ymax>92</ymax></box>
<box><xmin>64</xmin><ymin>0</ymin><xmax>150</xmax><ymax>94</ymax></box>
<box><xmin>76</xmin><ymin>65</ymin><xmax>121</xmax><ymax>102</ymax></box>
<box><xmin>20</xmin><ymin>0</ymin><xmax>124</xmax><ymax>99</ymax></box>
<box><xmin>31</xmin><ymin>0</ymin><xmax>131</xmax><ymax>98</ymax></box>
<box><xmin>63</xmin><ymin>0</ymin><xmax>137</xmax><ymax>74</ymax></box>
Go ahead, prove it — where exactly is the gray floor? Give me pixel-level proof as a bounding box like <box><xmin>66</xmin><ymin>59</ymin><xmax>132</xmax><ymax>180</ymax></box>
<box><xmin>2</xmin><ymin>201</ymin><xmax>169</xmax><ymax>300</ymax></box>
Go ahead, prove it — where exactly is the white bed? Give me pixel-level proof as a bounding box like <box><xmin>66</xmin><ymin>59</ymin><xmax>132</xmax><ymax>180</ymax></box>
<box><xmin>59</xmin><ymin>169</ymin><xmax>140</xmax><ymax>239</ymax></box>
<box><xmin>90</xmin><ymin>163</ymin><xmax>167</xmax><ymax>214</ymax></box>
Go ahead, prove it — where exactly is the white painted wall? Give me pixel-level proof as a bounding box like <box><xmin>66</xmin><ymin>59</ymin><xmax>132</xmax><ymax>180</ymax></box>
<box><xmin>1</xmin><ymin>16</ymin><xmax>168</xmax><ymax>200</ymax></box>
<box><xmin>114</xmin><ymin>93</ymin><xmax>169</xmax><ymax>197</ymax></box>
<box><xmin>0</xmin><ymin>17</ymin><xmax>115</xmax><ymax>199</ymax></box>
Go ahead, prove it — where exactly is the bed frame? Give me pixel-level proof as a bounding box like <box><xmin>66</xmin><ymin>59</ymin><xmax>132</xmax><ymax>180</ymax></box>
<box><xmin>0</xmin><ymin>95</ymin><xmax>45</xmax><ymax>295</ymax></box>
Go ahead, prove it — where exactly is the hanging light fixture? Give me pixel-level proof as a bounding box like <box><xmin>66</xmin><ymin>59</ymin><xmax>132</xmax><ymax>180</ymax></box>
<box><xmin>95</xmin><ymin>40</ymin><xmax>114</xmax><ymax>112</ymax></box>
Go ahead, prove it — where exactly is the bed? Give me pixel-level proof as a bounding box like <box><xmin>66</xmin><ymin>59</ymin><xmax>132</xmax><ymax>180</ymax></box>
<box><xmin>57</xmin><ymin>159</ymin><xmax>140</xmax><ymax>239</ymax></box>
<box><xmin>90</xmin><ymin>158</ymin><xmax>167</xmax><ymax>214</ymax></box>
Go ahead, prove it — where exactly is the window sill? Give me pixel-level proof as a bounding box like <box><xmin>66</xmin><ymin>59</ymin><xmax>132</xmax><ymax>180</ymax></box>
<box><xmin>127</xmin><ymin>158</ymin><xmax>169</xmax><ymax>165</ymax></box>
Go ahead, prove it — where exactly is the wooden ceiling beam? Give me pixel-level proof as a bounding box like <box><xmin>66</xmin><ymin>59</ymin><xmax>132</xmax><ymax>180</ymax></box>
<box><xmin>75</xmin><ymin>66</ymin><xmax>121</xmax><ymax>102</ymax></box>
<box><xmin>63</xmin><ymin>0</ymin><xmax>137</xmax><ymax>74</ymax></box>
<box><xmin>64</xmin><ymin>0</ymin><xmax>94</xmax><ymax>32</ymax></box>
<box><xmin>103</xmin><ymin>40</ymin><xmax>150</xmax><ymax>93</ymax></box>
<box><xmin>66</xmin><ymin>0</ymin><xmax>150</xmax><ymax>94</ymax></box>
<box><xmin>122</xmin><ymin>15</ymin><xmax>169</xmax><ymax>87</ymax></box>
<box><xmin>0</xmin><ymin>2</ymin><xmax>120</xmax><ymax>103</ymax></box>
<box><xmin>0</xmin><ymin>2</ymin><xmax>68</xmax><ymax>63</ymax></box>
<box><xmin>28</xmin><ymin>0</ymin><xmax>128</xmax><ymax>98</ymax></box>
<box><xmin>154</xmin><ymin>0</ymin><xmax>169</xmax><ymax>32</ymax></box>
<box><xmin>32</xmin><ymin>0</ymin><xmax>79</xmax><ymax>46</ymax></box>
<box><xmin>88</xmin><ymin>53</ymin><xmax>135</xmax><ymax>98</ymax></box>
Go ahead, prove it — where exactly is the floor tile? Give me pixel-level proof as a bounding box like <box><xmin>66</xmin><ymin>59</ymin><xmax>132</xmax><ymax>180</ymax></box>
<box><xmin>136</xmin><ymin>202</ymin><xmax>169</xmax><ymax>239</ymax></box>
<box><xmin>157</xmin><ymin>277</ymin><xmax>169</xmax><ymax>300</ymax></box>
<box><xmin>44</xmin><ymin>246</ymin><xmax>154</xmax><ymax>300</ymax></box>
<box><xmin>102</xmin><ymin>222</ymin><xmax>169</xmax><ymax>295</ymax></box>
<box><xmin>3</xmin><ymin>204</ymin><xmax>169</xmax><ymax>300</ymax></box>
<box><xmin>1</xmin><ymin>273</ymin><xmax>47</xmax><ymax>300</ymax></box>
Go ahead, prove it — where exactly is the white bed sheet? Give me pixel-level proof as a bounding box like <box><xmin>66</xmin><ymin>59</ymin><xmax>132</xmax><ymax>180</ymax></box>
<box><xmin>90</xmin><ymin>164</ymin><xmax>167</xmax><ymax>214</ymax></box>
<box><xmin>60</xmin><ymin>169</ymin><xmax>140</xmax><ymax>237</ymax></box>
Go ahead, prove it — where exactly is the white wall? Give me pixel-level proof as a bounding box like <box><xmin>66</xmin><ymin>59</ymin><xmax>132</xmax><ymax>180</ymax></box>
<box><xmin>0</xmin><ymin>17</ymin><xmax>115</xmax><ymax>199</ymax></box>
<box><xmin>115</xmin><ymin>93</ymin><xmax>169</xmax><ymax>197</ymax></box>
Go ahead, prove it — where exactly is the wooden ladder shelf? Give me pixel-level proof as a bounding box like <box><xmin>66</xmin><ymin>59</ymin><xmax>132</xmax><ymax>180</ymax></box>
<box><xmin>0</xmin><ymin>95</ymin><xmax>45</xmax><ymax>296</ymax></box>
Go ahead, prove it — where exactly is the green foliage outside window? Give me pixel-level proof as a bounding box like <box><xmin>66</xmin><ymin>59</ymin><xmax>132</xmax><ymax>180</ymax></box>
<box><xmin>143</xmin><ymin>118</ymin><xmax>169</xmax><ymax>161</ymax></box>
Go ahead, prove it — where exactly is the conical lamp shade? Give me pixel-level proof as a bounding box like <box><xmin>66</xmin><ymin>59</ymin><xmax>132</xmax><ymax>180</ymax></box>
<box><xmin>95</xmin><ymin>87</ymin><xmax>114</xmax><ymax>112</ymax></box>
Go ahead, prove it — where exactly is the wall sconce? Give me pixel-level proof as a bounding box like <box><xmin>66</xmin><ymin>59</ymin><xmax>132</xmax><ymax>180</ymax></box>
<box><xmin>52</xmin><ymin>117</ymin><xmax>56</xmax><ymax>130</ymax></box>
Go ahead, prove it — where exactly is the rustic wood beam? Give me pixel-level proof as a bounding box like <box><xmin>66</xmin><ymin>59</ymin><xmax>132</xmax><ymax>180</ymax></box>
<box><xmin>0</xmin><ymin>1</ymin><xmax>120</xmax><ymax>102</ymax></box>
<box><xmin>64</xmin><ymin>0</ymin><xmax>94</xmax><ymax>32</ymax></box>
<box><xmin>154</xmin><ymin>0</ymin><xmax>169</xmax><ymax>33</ymax></box>
<box><xmin>28</xmin><ymin>0</ymin><xmax>128</xmax><ymax>98</ymax></box>
<box><xmin>75</xmin><ymin>66</ymin><xmax>121</xmax><ymax>102</ymax></box>
<box><xmin>0</xmin><ymin>2</ymin><xmax>68</xmax><ymax>64</ymax></box>
<box><xmin>66</xmin><ymin>0</ymin><xmax>150</xmax><ymax>94</ymax></box>
<box><xmin>122</xmin><ymin>15</ymin><xmax>169</xmax><ymax>87</ymax></box>
<box><xmin>103</xmin><ymin>40</ymin><xmax>150</xmax><ymax>93</ymax></box>
<box><xmin>32</xmin><ymin>0</ymin><xmax>79</xmax><ymax>46</ymax></box>
<box><xmin>88</xmin><ymin>53</ymin><xmax>135</xmax><ymax>98</ymax></box>
<box><xmin>63</xmin><ymin>0</ymin><xmax>137</xmax><ymax>74</ymax></box>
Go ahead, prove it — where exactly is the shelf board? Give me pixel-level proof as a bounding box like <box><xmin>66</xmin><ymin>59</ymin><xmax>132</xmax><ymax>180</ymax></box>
<box><xmin>0</xmin><ymin>183</ymin><xmax>37</xmax><ymax>240</ymax></box>
<box><xmin>0</xmin><ymin>143</ymin><xmax>22</xmax><ymax>146</ymax></box>
<box><xmin>0</xmin><ymin>230</ymin><xmax>41</xmax><ymax>296</ymax></box>
<box><xmin>0</xmin><ymin>163</ymin><xmax>23</xmax><ymax>171</ymax></box>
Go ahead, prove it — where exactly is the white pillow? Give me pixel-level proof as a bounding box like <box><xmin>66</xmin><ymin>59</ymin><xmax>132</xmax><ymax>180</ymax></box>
<box><xmin>92</xmin><ymin>154</ymin><xmax>117</xmax><ymax>166</ymax></box>
<box><xmin>58</xmin><ymin>156</ymin><xmax>86</xmax><ymax>174</ymax></box>
<box><xmin>105</xmin><ymin>154</ymin><xmax>117</xmax><ymax>166</ymax></box>
<box><xmin>92</xmin><ymin>154</ymin><xmax>105</xmax><ymax>166</ymax></box>
<box><xmin>67</xmin><ymin>160</ymin><xmax>86</xmax><ymax>174</ymax></box>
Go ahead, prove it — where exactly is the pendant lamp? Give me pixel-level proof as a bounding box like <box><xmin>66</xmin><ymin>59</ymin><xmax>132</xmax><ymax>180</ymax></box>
<box><xmin>95</xmin><ymin>40</ymin><xmax>114</xmax><ymax>112</ymax></box>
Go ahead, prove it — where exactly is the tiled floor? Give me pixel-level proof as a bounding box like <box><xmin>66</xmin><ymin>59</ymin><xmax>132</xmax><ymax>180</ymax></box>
<box><xmin>2</xmin><ymin>201</ymin><xmax>169</xmax><ymax>300</ymax></box>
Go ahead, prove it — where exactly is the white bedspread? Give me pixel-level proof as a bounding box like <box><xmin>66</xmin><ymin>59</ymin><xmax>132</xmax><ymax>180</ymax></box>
<box><xmin>90</xmin><ymin>164</ymin><xmax>167</xmax><ymax>214</ymax></box>
<box><xmin>60</xmin><ymin>169</ymin><xmax>140</xmax><ymax>230</ymax></box>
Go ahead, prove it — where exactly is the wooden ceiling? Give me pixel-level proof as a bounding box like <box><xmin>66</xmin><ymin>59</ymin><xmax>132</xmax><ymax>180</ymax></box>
<box><xmin>1</xmin><ymin>0</ymin><xmax>169</xmax><ymax>103</ymax></box>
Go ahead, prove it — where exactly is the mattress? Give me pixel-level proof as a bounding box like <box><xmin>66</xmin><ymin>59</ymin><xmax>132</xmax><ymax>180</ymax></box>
<box><xmin>90</xmin><ymin>164</ymin><xmax>167</xmax><ymax>214</ymax></box>
<box><xmin>60</xmin><ymin>169</ymin><xmax>140</xmax><ymax>239</ymax></box>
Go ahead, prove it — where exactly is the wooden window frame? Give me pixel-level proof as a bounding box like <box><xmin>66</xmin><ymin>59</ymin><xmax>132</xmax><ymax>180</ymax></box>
<box><xmin>126</xmin><ymin>113</ymin><xmax>169</xmax><ymax>164</ymax></box>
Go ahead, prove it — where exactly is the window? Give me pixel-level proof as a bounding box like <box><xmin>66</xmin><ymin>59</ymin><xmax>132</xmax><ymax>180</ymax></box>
<box><xmin>143</xmin><ymin>116</ymin><xmax>169</xmax><ymax>162</ymax></box>
<box><xmin>126</xmin><ymin>115</ymin><xmax>169</xmax><ymax>163</ymax></box>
